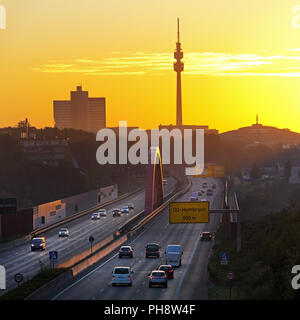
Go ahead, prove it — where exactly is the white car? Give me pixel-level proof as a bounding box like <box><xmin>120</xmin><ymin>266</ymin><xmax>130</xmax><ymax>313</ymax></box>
<box><xmin>91</xmin><ymin>212</ymin><xmax>101</xmax><ymax>220</ymax></box>
<box><xmin>163</xmin><ymin>179</ymin><xmax>168</xmax><ymax>185</ymax></box>
<box><xmin>112</xmin><ymin>267</ymin><xmax>133</xmax><ymax>286</ymax></box>
<box><xmin>99</xmin><ymin>209</ymin><xmax>107</xmax><ymax>217</ymax></box>
<box><xmin>201</xmin><ymin>198</ymin><xmax>208</xmax><ymax>202</ymax></box>
<box><xmin>58</xmin><ymin>227</ymin><xmax>69</xmax><ymax>237</ymax></box>
<box><xmin>121</xmin><ymin>206</ymin><xmax>129</xmax><ymax>214</ymax></box>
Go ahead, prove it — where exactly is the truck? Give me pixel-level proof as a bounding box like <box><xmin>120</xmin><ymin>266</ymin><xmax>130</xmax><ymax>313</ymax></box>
<box><xmin>165</xmin><ymin>245</ymin><xmax>183</xmax><ymax>267</ymax></box>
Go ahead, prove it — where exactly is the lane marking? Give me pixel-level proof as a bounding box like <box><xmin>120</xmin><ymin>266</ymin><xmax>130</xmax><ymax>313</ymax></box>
<box><xmin>51</xmin><ymin>216</ymin><xmax>156</xmax><ymax>300</ymax></box>
<box><xmin>51</xmin><ymin>179</ymin><xmax>208</xmax><ymax>300</ymax></box>
<box><xmin>173</xmin><ymin>228</ymin><xmax>205</xmax><ymax>299</ymax></box>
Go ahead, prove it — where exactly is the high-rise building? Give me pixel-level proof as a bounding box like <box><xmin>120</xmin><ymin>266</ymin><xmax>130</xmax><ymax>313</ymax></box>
<box><xmin>53</xmin><ymin>86</ymin><xmax>106</xmax><ymax>133</ymax></box>
<box><xmin>53</xmin><ymin>101</ymin><xmax>72</xmax><ymax>130</ymax></box>
<box><xmin>88</xmin><ymin>98</ymin><xmax>106</xmax><ymax>133</ymax></box>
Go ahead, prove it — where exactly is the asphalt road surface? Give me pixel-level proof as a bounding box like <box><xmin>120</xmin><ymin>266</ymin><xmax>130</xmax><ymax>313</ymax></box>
<box><xmin>0</xmin><ymin>178</ymin><xmax>177</xmax><ymax>292</ymax></box>
<box><xmin>52</xmin><ymin>177</ymin><xmax>223</xmax><ymax>300</ymax></box>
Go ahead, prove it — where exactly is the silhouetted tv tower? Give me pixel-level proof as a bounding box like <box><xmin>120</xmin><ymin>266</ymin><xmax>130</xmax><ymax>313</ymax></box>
<box><xmin>174</xmin><ymin>18</ymin><xmax>184</xmax><ymax>127</ymax></box>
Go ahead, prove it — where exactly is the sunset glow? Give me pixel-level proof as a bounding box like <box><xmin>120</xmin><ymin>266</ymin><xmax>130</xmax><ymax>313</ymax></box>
<box><xmin>1</xmin><ymin>0</ymin><xmax>300</xmax><ymax>132</ymax></box>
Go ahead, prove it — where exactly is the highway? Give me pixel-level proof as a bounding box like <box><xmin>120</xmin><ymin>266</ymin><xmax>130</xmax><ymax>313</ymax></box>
<box><xmin>0</xmin><ymin>178</ymin><xmax>177</xmax><ymax>292</ymax></box>
<box><xmin>52</xmin><ymin>177</ymin><xmax>223</xmax><ymax>300</ymax></box>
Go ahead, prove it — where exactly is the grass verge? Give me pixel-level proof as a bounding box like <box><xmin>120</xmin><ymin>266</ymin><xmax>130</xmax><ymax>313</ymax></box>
<box><xmin>0</xmin><ymin>268</ymin><xmax>68</xmax><ymax>300</ymax></box>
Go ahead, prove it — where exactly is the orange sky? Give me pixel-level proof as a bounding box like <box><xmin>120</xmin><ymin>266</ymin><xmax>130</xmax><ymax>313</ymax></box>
<box><xmin>1</xmin><ymin>0</ymin><xmax>300</xmax><ymax>133</ymax></box>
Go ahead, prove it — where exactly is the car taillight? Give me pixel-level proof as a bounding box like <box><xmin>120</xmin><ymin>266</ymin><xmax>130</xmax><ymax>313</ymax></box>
<box><xmin>112</xmin><ymin>276</ymin><xmax>115</xmax><ymax>279</ymax></box>
<box><xmin>128</xmin><ymin>276</ymin><xmax>131</xmax><ymax>279</ymax></box>
<box><xmin>150</xmin><ymin>276</ymin><xmax>153</xmax><ymax>279</ymax></box>
<box><xmin>120</xmin><ymin>250</ymin><xmax>123</xmax><ymax>252</ymax></box>
<box><xmin>163</xmin><ymin>276</ymin><xmax>167</xmax><ymax>279</ymax></box>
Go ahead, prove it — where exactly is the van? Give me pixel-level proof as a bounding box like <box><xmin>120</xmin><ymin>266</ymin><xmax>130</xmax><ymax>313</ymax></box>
<box><xmin>165</xmin><ymin>245</ymin><xmax>183</xmax><ymax>267</ymax></box>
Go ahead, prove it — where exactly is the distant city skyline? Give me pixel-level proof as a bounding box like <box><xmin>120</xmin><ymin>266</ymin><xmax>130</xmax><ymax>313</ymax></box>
<box><xmin>1</xmin><ymin>1</ymin><xmax>300</xmax><ymax>133</ymax></box>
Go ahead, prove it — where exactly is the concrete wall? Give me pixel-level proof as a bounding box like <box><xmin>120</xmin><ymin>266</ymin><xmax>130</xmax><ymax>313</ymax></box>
<box><xmin>33</xmin><ymin>184</ymin><xmax>118</xmax><ymax>230</ymax></box>
<box><xmin>33</xmin><ymin>200</ymin><xmax>66</xmax><ymax>230</ymax></box>
<box><xmin>62</xmin><ymin>184</ymin><xmax>118</xmax><ymax>217</ymax></box>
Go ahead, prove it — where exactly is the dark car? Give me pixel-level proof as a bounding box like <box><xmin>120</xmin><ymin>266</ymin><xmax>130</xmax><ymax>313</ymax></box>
<box><xmin>128</xmin><ymin>203</ymin><xmax>135</xmax><ymax>210</ymax></box>
<box><xmin>145</xmin><ymin>243</ymin><xmax>160</xmax><ymax>258</ymax></box>
<box><xmin>158</xmin><ymin>265</ymin><xmax>174</xmax><ymax>279</ymax></box>
<box><xmin>119</xmin><ymin>246</ymin><xmax>133</xmax><ymax>258</ymax></box>
<box><xmin>200</xmin><ymin>232</ymin><xmax>213</xmax><ymax>241</ymax></box>
<box><xmin>206</xmin><ymin>189</ymin><xmax>213</xmax><ymax>196</ymax></box>
<box><xmin>31</xmin><ymin>237</ymin><xmax>46</xmax><ymax>251</ymax></box>
<box><xmin>112</xmin><ymin>208</ymin><xmax>121</xmax><ymax>217</ymax></box>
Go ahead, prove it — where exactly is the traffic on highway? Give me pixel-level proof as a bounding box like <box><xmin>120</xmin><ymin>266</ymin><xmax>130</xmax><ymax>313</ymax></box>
<box><xmin>0</xmin><ymin>178</ymin><xmax>177</xmax><ymax>291</ymax></box>
<box><xmin>50</xmin><ymin>177</ymin><xmax>222</xmax><ymax>300</ymax></box>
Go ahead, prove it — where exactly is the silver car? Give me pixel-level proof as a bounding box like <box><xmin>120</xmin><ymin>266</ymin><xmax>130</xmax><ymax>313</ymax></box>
<box><xmin>91</xmin><ymin>212</ymin><xmax>101</xmax><ymax>220</ymax></box>
<box><xmin>121</xmin><ymin>206</ymin><xmax>129</xmax><ymax>214</ymax></box>
<box><xmin>149</xmin><ymin>270</ymin><xmax>168</xmax><ymax>288</ymax></box>
<box><xmin>58</xmin><ymin>228</ymin><xmax>69</xmax><ymax>237</ymax></box>
<box><xmin>112</xmin><ymin>267</ymin><xmax>133</xmax><ymax>286</ymax></box>
<box><xmin>99</xmin><ymin>209</ymin><xmax>107</xmax><ymax>217</ymax></box>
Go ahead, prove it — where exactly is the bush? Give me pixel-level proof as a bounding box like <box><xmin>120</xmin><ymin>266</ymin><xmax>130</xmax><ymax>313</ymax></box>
<box><xmin>208</xmin><ymin>209</ymin><xmax>300</xmax><ymax>299</ymax></box>
<box><xmin>0</xmin><ymin>268</ymin><xmax>68</xmax><ymax>300</ymax></box>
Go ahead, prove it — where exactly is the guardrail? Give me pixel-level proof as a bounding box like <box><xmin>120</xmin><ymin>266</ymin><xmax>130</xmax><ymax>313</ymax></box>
<box><xmin>130</xmin><ymin>179</ymin><xmax>192</xmax><ymax>236</ymax></box>
<box><xmin>116</xmin><ymin>177</ymin><xmax>187</xmax><ymax>236</ymax></box>
<box><xmin>30</xmin><ymin>187</ymin><xmax>144</xmax><ymax>237</ymax></box>
<box><xmin>66</xmin><ymin>178</ymin><xmax>192</xmax><ymax>277</ymax></box>
<box><xmin>25</xmin><ymin>177</ymin><xmax>192</xmax><ymax>299</ymax></box>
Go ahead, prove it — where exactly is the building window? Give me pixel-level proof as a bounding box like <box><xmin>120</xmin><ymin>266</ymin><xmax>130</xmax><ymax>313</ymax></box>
<box><xmin>56</xmin><ymin>205</ymin><xmax>61</xmax><ymax>210</ymax></box>
<box><xmin>50</xmin><ymin>211</ymin><xmax>56</xmax><ymax>216</ymax></box>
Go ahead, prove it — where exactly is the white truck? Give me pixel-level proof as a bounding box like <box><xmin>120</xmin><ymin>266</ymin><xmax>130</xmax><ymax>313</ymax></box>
<box><xmin>165</xmin><ymin>245</ymin><xmax>183</xmax><ymax>267</ymax></box>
